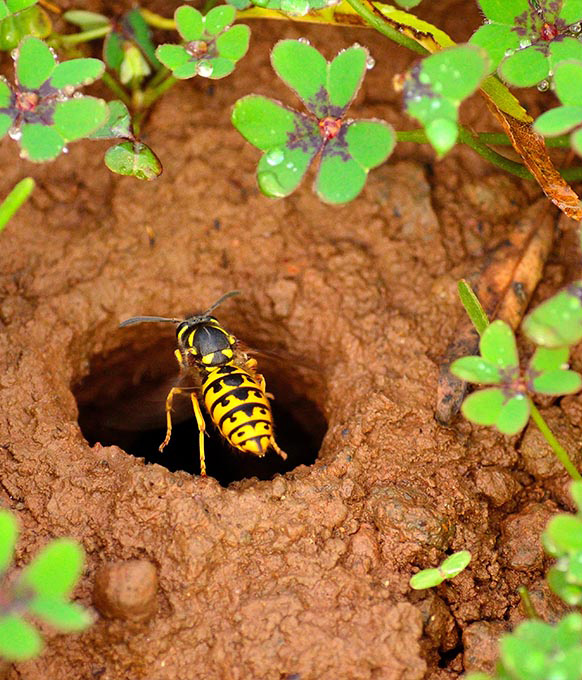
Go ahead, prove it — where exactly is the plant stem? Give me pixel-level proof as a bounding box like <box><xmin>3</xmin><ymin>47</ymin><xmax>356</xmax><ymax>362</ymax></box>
<box><xmin>399</xmin><ymin>128</ymin><xmax>533</xmax><ymax>179</ymax></box>
<box><xmin>457</xmin><ymin>127</ymin><xmax>533</xmax><ymax>179</ymax></box>
<box><xmin>140</xmin><ymin>8</ymin><xmax>176</xmax><ymax>30</ymax></box>
<box><xmin>0</xmin><ymin>178</ymin><xmax>35</xmax><ymax>232</ymax></box>
<box><xmin>139</xmin><ymin>74</ymin><xmax>178</xmax><ymax>110</ymax></box>
<box><xmin>344</xmin><ymin>0</ymin><xmax>428</xmax><ymax>55</ymax></box>
<box><xmin>101</xmin><ymin>73</ymin><xmax>131</xmax><ymax>107</ymax></box>
<box><xmin>477</xmin><ymin>132</ymin><xmax>571</xmax><ymax>148</ymax></box>
<box><xmin>518</xmin><ymin>586</ymin><xmax>539</xmax><ymax>619</ymax></box>
<box><xmin>131</xmin><ymin>74</ymin><xmax>178</xmax><ymax>134</ymax></box>
<box><xmin>55</xmin><ymin>25</ymin><xmax>111</xmax><ymax>46</ymax></box>
<box><xmin>529</xmin><ymin>400</ymin><xmax>582</xmax><ymax>481</ymax></box>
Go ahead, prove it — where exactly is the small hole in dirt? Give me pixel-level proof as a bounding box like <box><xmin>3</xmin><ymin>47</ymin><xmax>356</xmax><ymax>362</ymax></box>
<box><xmin>74</xmin><ymin>335</ymin><xmax>327</xmax><ymax>487</ymax></box>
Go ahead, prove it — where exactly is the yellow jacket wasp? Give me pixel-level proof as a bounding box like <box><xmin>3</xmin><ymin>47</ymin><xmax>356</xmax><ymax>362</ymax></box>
<box><xmin>120</xmin><ymin>291</ymin><xmax>287</xmax><ymax>476</ymax></box>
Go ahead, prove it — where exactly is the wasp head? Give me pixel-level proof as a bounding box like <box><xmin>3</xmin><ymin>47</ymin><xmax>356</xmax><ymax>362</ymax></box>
<box><xmin>177</xmin><ymin>316</ymin><xmax>237</xmax><ymax>367</ymax></box>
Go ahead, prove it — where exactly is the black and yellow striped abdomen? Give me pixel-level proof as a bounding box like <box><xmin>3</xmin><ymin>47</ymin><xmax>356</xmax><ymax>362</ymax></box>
<box><xmin>202</xmin><ymin>364</ymin><xmax>276</xmax><ymax>456</ymax></box>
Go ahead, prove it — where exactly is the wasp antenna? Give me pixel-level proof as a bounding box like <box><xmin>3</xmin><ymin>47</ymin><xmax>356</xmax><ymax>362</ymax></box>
<box><xmin>119</xmin><ymin>316</ymin><xmax>183</xmax><ymax>328</ymax></box>
<box><xmin>203</xmin><ymin>290</ymin><xmax>241</xmax><ymax>316</ymax></box>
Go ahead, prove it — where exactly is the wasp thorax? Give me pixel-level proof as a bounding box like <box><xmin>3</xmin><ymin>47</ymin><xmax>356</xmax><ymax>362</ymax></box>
<box><xmin>177</xmin><ymin>318</ymin><xmax>236</xmax><ymax>366</ymax></box>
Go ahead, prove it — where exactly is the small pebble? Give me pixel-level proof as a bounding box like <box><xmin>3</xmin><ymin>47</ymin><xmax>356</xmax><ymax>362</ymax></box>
<box><xmin>93</xmin><ymin>559</ymin><xmax>158</xmax><ymax>622</ymax></box>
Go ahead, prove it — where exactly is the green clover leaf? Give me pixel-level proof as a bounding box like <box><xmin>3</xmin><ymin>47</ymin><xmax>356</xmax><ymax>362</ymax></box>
<box><xmin>225</xmin><ymin>0</ymin><xmax>338</xmax><ymax>16</ymax></box>
<box><xmin>232</xmin><ymin>39</ymin><xmax>395</xmax><ymax>204</ymax></box>
<box><xmin>156</xmin><ymin>5</ymin><xmax>250</xmax><ymax>80</ymax></box>
<box><xmin>523</xmin><ymin>281</ymin><xmax>582</xmax><ymax>347</ymax></box>
<box><xmin>534</xmin><ymin>60</ymin><xmax>582</xmax><ymax>156</ymax></box>
<box><xmin>0</xmin><ymin>511</ymin><xmax>17</xmax><ymax>575</ymax></box>
<box><xmin>471</xmin><ymin>0</ymin><xmax>582</xmax><ymax>86</ymax></box>
<box><xmin>18</xmin><ymin>539</ymin><xmax>84</xmax><ymax>598</ymax></box>
<box><xmin>104</xmin><ymin>141</ymin><xmax>162</xmax><ymax>180</ymax></box>
<box><xmin>0</xmin><ymin>36</ymin><xmax>107</xmax><ymax>162</ymax></box>
<box><xmin>499</xmin><ymin>614</ymin><xmax>582</xmax><ymax>680</ymax></box>
<box><xmin>544</xmin><ymin>484</ymin><xmax>582</xmax><ymax>605</ymax></box>
<box><xmin>402</xmin><ymin>45</ymin><xmax>490</xmax><ymax>156</ymax></box>
<box><xmin>451</xmin><ymin>319</ymin><xmax>582</xmax><ymax>436</ymax></box>
<box><xmin>0</xmin><ymin>616</ymin><xmax>42</xmax><ymax>661</ymax></box>
<box><xmin>0</xmin><ymin>3</ymin><xmax>50</xmax><ymax>52</ymax></box>
<box><xmin>0</xmin><ymin>0</ymin><xmax>35</xmax><ymax>20</ymax></box>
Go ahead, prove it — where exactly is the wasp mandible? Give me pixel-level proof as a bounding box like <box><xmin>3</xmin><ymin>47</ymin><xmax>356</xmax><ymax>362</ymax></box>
<box><xmin>120</xmin><ymin>291</ymin><xmax>287</xmax><ymax>476</ymax></box>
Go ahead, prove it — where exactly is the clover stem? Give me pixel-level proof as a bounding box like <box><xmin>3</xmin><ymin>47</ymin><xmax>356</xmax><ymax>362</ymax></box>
<box><xmin>55</xmin><ymin>25</ymin><xmax>111</xmax><ymax>46</ymax></box>
<box><xmin>518</xmin><ymin>586</ymin><xmax>539</xmax><ymax>619</ymax></box>
<box><xmin>131</xmin><ymin>74</ymin><xmax>178</xmax><ymax>134</ymax></box>
<box><xmin>0</xmin><ymin>178</ymin><xmax>34</xmax><ymax>232</ymax></box>
<box><xmin>140</xmin><ymin>8</ymin><xmax>176</xmax><ymax>30</ymax></box>
<box><xmin>529</xmin><ymin>400</ymin><xmax>582</xmax><ymax>481</ymax></box>
<box><xmin>101</xmin><ymin>73</ymin><xmax>131</xmax><ymax>107</ymax></box>
<box><xmin>139</xmin><ymin>74</ymin><xmax>178</xmax><ymax>111</ymax></box>
<box><xmin>344</xmin><ymin>0</ymin><xmax>428</xmax><ymax>55</ymax></box>
<box><xmin>457</xmin><ymin>127</ymin><xmax>533</xmax><ymax>180</ymax></box>
<box><xmin>477</xmin><ymin>132</ymin><xmax>571</xmax><ymax>148</ymax></box>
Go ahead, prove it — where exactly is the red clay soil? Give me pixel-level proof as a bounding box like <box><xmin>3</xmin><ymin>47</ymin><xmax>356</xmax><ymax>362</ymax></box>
<box><xmin>1</xmin><ymin>2</ymin><xmax>581</xmax><ymax>678</ymax></box>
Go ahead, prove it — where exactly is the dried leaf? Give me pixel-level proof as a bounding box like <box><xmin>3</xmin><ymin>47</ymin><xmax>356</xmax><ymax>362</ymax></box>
<box><xmin>483</xmin><ymin>95</ymin><xmax>582</xmax><ymax>220</ymax></box>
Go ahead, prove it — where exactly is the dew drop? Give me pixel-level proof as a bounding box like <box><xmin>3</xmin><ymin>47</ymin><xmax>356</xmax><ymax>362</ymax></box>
<box><xmin>8</xmin><ymin>126</ymin><xmax>21</xmax><ymax>141</ymax></box>
<box><xmin>10</xmin><ymin>48</ymin><xmax>19</xmax><ymax>62</ymax></box>
<box><xmin>537</xmin><ymin>79</ymin><xmax>550</xmax><ymax>91</ymax></box>
<box><xmin>365</xmin><ymin>55</ymin><xmax>375</xmax><ymax>70</ymax></box>
<box><xmin>265</xmin><ymin>148</ymin><xmax>285</xmax><ymax>166</ymax></box>
<box><xmin>504</xmin><ymin>48</ymin><xmax>515</xmax><ymax>57</ymax></box>
<box><xmin>297</xmin><ymin>37</ymin><xmax>311</xmax><ymax>45</ymax></box>
<box><xmin>571</xmin><ymin>22</ymin><xmax>582</xmax><ymax>33</ymax></box>
<box><xmin>257</xmin><ymin>170</ymin><xmax>286</xmax><ymax>198</ymax></box>
<box><xmin>62</xmin><ymin>146</ymin><xmax>69</xmax><ymax>154</ymax></box>
<box><xmin>430</xmin><ymin>99</ymin><xmax>441</xmax><ymax>110</ymax></box>
<box><xmin>197</xmin><ymin>61</ymin><xmax>214</xmax><ymax>77</ymax></box>
<box><xmin>519</xmin><ymin>38</ymin><xmax>531</xmax><ymax>48</ymax></box>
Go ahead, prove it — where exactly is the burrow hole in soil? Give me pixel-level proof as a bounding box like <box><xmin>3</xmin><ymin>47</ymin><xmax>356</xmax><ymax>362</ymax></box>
<box><xmin>74</xmin><ymin>330</ymin><xmax>327</xmax><ymax>487</ymax></box>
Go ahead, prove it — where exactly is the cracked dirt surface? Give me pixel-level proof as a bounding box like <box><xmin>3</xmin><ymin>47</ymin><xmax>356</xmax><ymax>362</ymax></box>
<box><xmin>1</xmin><ymin>4</ymin><xmax>581</xmax><ymax>679</ymax></box>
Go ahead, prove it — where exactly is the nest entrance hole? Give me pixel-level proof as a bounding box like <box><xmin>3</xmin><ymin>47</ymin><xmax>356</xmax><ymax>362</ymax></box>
<box><xmin>74</xmin><ymin>332</ymin><xmax>327</xmax><ymax>487</ymax></box>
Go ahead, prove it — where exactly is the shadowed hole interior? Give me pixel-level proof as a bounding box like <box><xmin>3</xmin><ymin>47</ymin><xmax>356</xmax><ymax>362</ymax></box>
<box><xmin>74</xmin><ymin>332</ymin><xmax>327</xmax><ymax>487</ymax></box>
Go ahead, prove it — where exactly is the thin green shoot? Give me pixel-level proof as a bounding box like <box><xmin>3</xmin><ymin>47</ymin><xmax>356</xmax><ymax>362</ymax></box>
<box><xmin>457</xmin><ymin>279</ymin><xmax>489</xmax><ymax>335</ymax></box>
<box><xmin>409</xmin><ymin>551</ymin><xmax>471</xmax><ymax>590</ymax></box>
<box><xmin>0</xmin><ymin>177</ymin><xmax>34</xmax><ymax>231</ymax></box>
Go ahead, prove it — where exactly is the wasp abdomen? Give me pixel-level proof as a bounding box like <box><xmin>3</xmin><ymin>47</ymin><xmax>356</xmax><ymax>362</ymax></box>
<box><xmin>202</xmin><ymin>365</ymin><xmax>276</xmax><ymax>456</ymax></box>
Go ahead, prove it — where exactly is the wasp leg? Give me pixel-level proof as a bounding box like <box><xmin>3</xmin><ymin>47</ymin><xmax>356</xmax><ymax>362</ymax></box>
<box><xmin>189</xmin><ymin>393</ymin><xmax>207</xmax><ymax>477</ymax></box>
<box><xmin>271</xmin><ymin>439</ymin><xmax>287</xmax><ymax>460</ymax></box>
<box><xmin>160</xmin><ymin>386</ymin><xmax>189</xmax><ymax>452</ymax></box>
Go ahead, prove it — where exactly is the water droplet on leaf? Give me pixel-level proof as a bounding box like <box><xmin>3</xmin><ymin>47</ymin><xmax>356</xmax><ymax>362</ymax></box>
<box><xmin>365</xmin><ymin>55</ymin><xmax>375</xmax><ymax>70</ymax></box>
<box><xmin>537</xmin><ymin>79</ymin><xmax>550</xmax><ymax>91</ymax></box>
<box><xmin>265</xmin><ymin>148</ymin><xmax>284</xmax><ymax>166</ymax></box>
<box><xmin>197</xmin><ymin>61</ymin><xmax>214</xmax><ymax>77</ymax></box>
<box><xmin>519</xmin><ymin>38</ymin><xmax>531</xmax><ymax>48</ymax></box>
<box><xmin>257</xmin><ymin>170</ymin><xmax>287</xmax><ymax>198</ymax></box>
<box><xmin>297</xmin><ymin>37</ymin><xmax>311</xmax><ymax>45</ymax></box>
<box><xmin>8</xmin><ymin>125</ymin><xmax>21</xmax><ymax>141</ymax></box>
